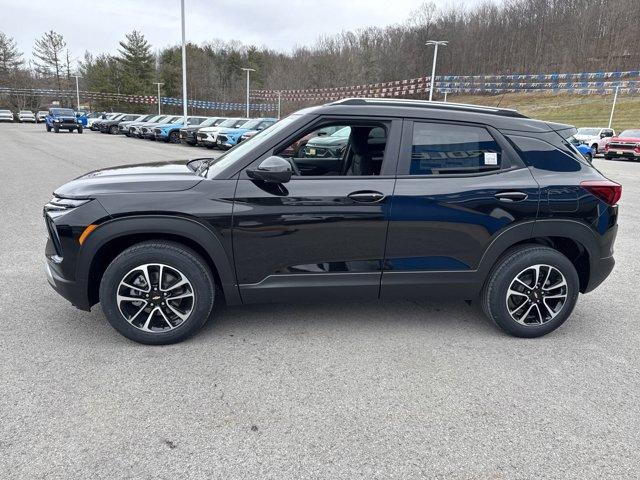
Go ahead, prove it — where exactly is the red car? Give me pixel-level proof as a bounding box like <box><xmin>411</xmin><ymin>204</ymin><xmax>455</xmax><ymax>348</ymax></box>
<box><xmin>604</xmin><ymin>129</ymin><xmax>640</xmax><ymax>161</ymax></box>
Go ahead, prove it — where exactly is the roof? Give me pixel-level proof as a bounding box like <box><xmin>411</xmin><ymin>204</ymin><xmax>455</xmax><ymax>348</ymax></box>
<box><xmin>330</xmin><ymin>98</ymin><xmax>527</xmax><ymax>118</ymax></box>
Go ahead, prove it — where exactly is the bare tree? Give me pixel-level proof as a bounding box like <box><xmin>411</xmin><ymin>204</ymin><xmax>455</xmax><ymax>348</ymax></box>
<box><xmin>33</xmin><ymin>30</ymin><xmax>66</xmax><ymax>93</ymax></box>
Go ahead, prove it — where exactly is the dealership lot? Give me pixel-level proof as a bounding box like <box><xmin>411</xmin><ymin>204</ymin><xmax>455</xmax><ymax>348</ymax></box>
<box><xmin>1</xmin><ymin>123</ymin><xmax>639</xmax><ymax>478</ymax></box>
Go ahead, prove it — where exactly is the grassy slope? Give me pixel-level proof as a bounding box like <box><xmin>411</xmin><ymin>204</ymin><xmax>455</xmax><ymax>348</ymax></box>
<box><xmin>446</xmin><ymin>92</ymin><xmax>640</xmax><ymax>132</ymax></box>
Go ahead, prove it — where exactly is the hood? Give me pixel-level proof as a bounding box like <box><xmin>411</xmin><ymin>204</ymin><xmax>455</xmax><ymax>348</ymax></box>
<box><xmin>54</xmin><ymin>160</ymin><xmax>203</xmax><ymax>198</ymax></box>
<box><xmin>610</xmin><ymin>135</ymin><xmax>640</xmax><ymax>142</ymax></box>
<box><xmin>181</xmin><ymin>125</ymin><xmax>203</xmax><ymax>133</ymax></box>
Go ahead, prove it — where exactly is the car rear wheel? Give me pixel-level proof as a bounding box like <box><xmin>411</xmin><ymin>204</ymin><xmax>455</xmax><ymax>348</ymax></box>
<box><xmin>169</xmin><ymin>131</ymin><xmax>180</xmax><ymax>143</ymax></box>
<box><xmin>77</xmin><ymin>126</ymin><xmax>83</xmax><ymax>134</ymax></box>
<box><xmin>591</xmin><ymin>144</ymin><xmax>598</xmax><ymax>155</ymax></box>
<box><xmin>99</xmin><ymin>241</ymin><xmax>216</xmax><ymax>344</ymax></box>
<box><xmin>54</xmin><ymin>125</ymin><xmax>59</xmax><ymax>133</ymax></box>
<box><xmin>482</xmin><ymin>245</ymin><xmax>579</xmax><ymax>338</ymax></box>
<box><xmin>46</xmin><ymin>124</ymin><xmax>51</xmax><ymax>132</ymax></box>
<box><xmin>109</xmin><ymin>125</ymin><xmax>118</xmax><ymax>134</ymax></box>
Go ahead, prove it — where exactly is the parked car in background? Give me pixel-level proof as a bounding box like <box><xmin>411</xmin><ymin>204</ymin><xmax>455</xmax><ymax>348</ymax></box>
<box><xmin>574</xmin><ymin>127</ymin><xmax>615</xmax><ymax>155</ymax></box>
<box><xmin>197</xmin><ymin>118</ymin><xmax>249</xmax><ymax>148</ymax></box>
<box><xmin>303</xmin><ymin>125</ymin><xmax>352</xmax><ymax>158</ymax></box>
<box><xmin>36</xmin><ymin>111</ymin><xmax>49</xmax><ymax>123</ymax></box>
<box><xmin>118</xmin><ymin>114</ymin><xmax>157</xmax><ymax>135</ymax></box>
<box><xmin>99</xmin><ymin>114</ymin><xmax>147</xmax><ymax>134</ymax></box>
<box><xmin>604</xmin><ymin>129</ymin><xmax>640</xmax><ymax>161</ymax></box>
<box><xmin>139</xmin><ymin>115</ymin><xmax>181</xmax><ymax>139</ymax></box>
<box><xmin>0</xmin><ymin>109</ymin><xmax>14</xmax><ymax>122</ymax></box>
<box><xmin>154</xmin><ymin>116</ymin><xmax>208</xmax><ymax>143</ymax></box>
<box><xmin>180</xmin><ymin>117</ymin><xmax>228</xmax><ymax>145</ymax></box>
<box><xmin>45</xmin><ymin>107</ymin><xmax>83</xmax><ymax>133</ymax></box>
<box><xmin>43</xmin><ymin>99</ymin><xmax>620</xmax><ymax>344</ymax></box>
<box><xmin>568</xmin><ymin>136</ymin><xmax>595</xmax><ymax>163</ymax></box>
<box><xmin>18</xmin><ymin>110</ymin><xmax>36</xmax><ymax>123</ymax></box>
<box><xmin>86</xmin><ymin>112</ymin><xmax>108</xmax><ymax>129</ymax></box>
<box><xmin>92</xmin><ymin>113</ymin><xmax>126</xmax><ymax>132</ymax></box>
<box><xmin>216</xmin><ymin>118</ymin><xmax>277</xmax><ymax>149</ymax></box>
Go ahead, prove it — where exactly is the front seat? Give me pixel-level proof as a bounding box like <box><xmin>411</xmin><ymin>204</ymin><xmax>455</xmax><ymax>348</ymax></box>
<box><xmin>343</xmin><ymin>127</ymin><xmax>376</xmax><ymax>176</ymax></box>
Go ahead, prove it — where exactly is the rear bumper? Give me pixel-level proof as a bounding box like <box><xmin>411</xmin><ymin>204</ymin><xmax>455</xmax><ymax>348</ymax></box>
<box><xmin>584</xmin><ymin>255</ymin><xmax>615</xmax><ymax>293</ymax></box>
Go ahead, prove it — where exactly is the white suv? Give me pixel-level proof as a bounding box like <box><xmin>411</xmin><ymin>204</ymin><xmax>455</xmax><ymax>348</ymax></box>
<box><xmin>196</xmin><ymin>117</ymin><xmax>249</xmax><ymax>148</ymax></box>
<box><xmin>18</xmin><ymin>110</ymin><xmax>36</xmax><ymax>123</ymax></box>
<box><xmin>574</xmin><ymin>127</ymin><xmax>615</xmax><ymax>155</ymax></box>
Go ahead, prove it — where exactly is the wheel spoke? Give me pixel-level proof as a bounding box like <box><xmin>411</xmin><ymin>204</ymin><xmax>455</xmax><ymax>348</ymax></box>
<box><xmin>166</xmin><ymin>302</ymin><xmax>190</xmax><ymax>321</ymax></box>
<box><xmin>140</xmin><ymin>264</ymin><xmax>152</xmax><ymax>291</ymax></box>
<box><xmin>157</xmin><ymin>307</ymin><xmax>174</xmax><ymax>328</ymax></box>
<box><xmin>508</xmin><ymin>289</ymin><xmax>528</xmax><ymax>298</ymax></box>
<box><xmin>166</xmin><ymin>292</ymin><xmax>194</xmax><ymax>301</ymax></box>
<box><xmin>121</xmin><ymin>281</ymin><xmax>148</xmax><ymax>293</ymax></box>
<box><xmin>509</xmin><ymin>299</ymin><xmax>530</xmax><ymax>315</ymax></box>
<box><xmin>543</xmin><ymin>279</ymin><xmax>566</xmax><ymax>291</ymax></box>
<box><xmin>162</xmin><ymin>277</ymin><xmax>189</xmax><ymax>292</ymax></box>
<box><xmin>125</xmin><ymin>302</ymin><xmax>148</xmax><ymax>324</ymax></box>
<box><xmin>514</xmin><ymin>277</ymin><xmax>532</xmax><ymax>290</ymax></box>
<box><xmin>142</xmin><ymin>308</ymin><xmax>157</xmax><ymax>331</ymax></box>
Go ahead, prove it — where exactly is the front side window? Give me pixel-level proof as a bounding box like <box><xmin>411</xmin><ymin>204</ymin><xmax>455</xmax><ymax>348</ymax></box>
<box><xmin>276</xmin><ymin>122</ymin><xmax>388</xmax><ymax>177</ymax></box>
<box><xmin>409</xmin><ymin>122</ymin><xmax>502</xmax><ymax>175</ymax></box>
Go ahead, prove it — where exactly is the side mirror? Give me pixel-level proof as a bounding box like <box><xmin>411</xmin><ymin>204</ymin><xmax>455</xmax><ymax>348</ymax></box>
<box><xmin>247</xmin><ymin>156</ymin><xmax>292</xmax><ymax>184</ymax></box>
<box><xmin>600</xmin><ymin>133</ymin><xmax>606</xmax><ymax>138</ymax></box>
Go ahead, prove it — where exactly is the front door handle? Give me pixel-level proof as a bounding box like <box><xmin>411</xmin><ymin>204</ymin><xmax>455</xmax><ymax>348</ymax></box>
<box><xmin>348</xmin><ymin>190</ymin><xmax>386</xmax><ymax>203</ymax></box>
<box><xmin>495</xmin><ymin>191</ymin><xmax>528</xmax><ymax>203</ymax></box>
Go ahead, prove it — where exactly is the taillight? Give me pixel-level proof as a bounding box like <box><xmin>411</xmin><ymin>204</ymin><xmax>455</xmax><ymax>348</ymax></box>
<box><xmin>581</xmin><ymin>180</ymin><xmax>622</xmax><ymax>205</ymax></box>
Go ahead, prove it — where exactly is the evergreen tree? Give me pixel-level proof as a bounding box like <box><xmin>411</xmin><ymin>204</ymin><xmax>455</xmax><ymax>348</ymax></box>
<box><xmin>33</xmin><ymin>30</ymin><xmax>66</xmax><ymax>92</ymax></box>
<box><xmin>117</xmin><ymin>30</ymin><xmax>154</xmax><ymax>94</ymax></box>
<box><xmin>0</xmin><ymin>32</ymin><xmax>24</xmax><ymax>73</ymax></box>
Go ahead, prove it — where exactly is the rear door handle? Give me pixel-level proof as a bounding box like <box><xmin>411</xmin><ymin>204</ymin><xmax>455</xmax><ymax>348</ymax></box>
<box><xmin>348</xmin><ymin>190</ymin><xmax>386</xmax><ymax>203</ymax></box>
<box><xmin>495</xmin><ymin>191</ymin><xmax>528</xmax><ymax>202</ymax></box>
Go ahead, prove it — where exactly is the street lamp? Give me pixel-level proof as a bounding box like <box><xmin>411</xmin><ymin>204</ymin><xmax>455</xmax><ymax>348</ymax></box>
<box><xmin>153</xmin><ymin>82</ymin><xmax>164</xmax><ymax>114</ymax></box>
<box><xmin>180</xmin><ymin>0</ymin><xmax>188</xmax><ymax>125</ymax></box>
<box><xmin>241</xmin><ymin>67</ymin><xmax>256</xmax><ymax>118</ymax></box>
<box><xmin>426</xmin><ymin>40</ymin><xmax>448</xmax><ymax>101</ymax></box>
<box><xmin>608</xmin><ymin>85</ymin><xmax>619</xmax><ymax>129</ymax></box>
<box><xmin>72</xmin><ymin>75</ymin><xmax>81</xmax><ymax>110</ymax></box>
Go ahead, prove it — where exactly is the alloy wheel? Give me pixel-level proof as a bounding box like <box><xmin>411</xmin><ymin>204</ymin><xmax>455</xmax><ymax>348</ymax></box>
<box><xmin>505</xmin><ymin>264</ymin><xmax>568</xmax><ymax>325</ymax></box>
<box><xmin>116</xmin><ymin>263</ymin><xmax>195</xmax><ymax>332</ymax></box>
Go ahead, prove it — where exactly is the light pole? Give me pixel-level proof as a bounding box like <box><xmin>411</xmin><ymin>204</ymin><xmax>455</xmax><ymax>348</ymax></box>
<box><xmin>153</xmin><ymin>82</ymin><xmax>164</xmax><ymax>114</ymax></box>
<box><xmin>241</xmin><ymin>67</ymin><xmax>256</xmax><ymax>118</ymax></box>
<box><xmin>426</xmin><ymin>40</ymin><xmax>448</xmax><ymax>102</ymax></box>
<box><xmin>277</xmin><ymin>91</ymin><xmax>282</xmax><ymax>119</ymax></box>
<box><xmin>180</xmin><ymin>0</ymin><xmax>188</xmax><ymax>125</ymax></box>
<box><xmin>608</xmin><ymin>85</ymin><xmax>619</xmax><ymax>129</ymax></box>
<box><xmin>73</xmin><ymin>75</ymin><xmax>81</xmax><ymax>110</ymax></box>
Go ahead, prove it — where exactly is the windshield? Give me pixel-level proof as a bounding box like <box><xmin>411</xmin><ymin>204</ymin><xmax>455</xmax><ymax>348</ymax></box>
<box><xmin>218</xmin><ymin>118</ymin><xmax>244</xmax><ymax>128</ymax></box>
<box><xmin>576</xmin><ymin>128</ymin><xmax>600</xmax><ymax>136</ymax></box>
<box><xmin>51</xmin><ymin>108</ymin><xmax>75</xmax><ymax>116</ymax></box>
<box><xmin>620</xmin><ymin>129</ymin><xmax>640</xmax><ymax>137</ymax></box>
<box><xmin>239</xmin><ymin>119</ymin><xmax>262</xmax><ymax>130</ymax></box>
<box><xmin>204</xmin><ymin>115</ymin><xmax>298</xmax><ymax>178</ymax></box>
<box><xmin>198</xmin><ymin>117</ymin><xmax>219</xmax><ymax>127</ymax></box>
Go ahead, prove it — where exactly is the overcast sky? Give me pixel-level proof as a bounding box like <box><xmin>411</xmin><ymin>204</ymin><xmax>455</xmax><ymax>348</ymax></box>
<box><xmin>2</xmin><ymin>0</ymin><xmax>485</xmax><ymax>65</ymax></box>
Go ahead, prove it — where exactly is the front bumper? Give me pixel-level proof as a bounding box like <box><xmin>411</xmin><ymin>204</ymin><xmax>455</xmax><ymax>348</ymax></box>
<box><xmin>45</xmin><ymin>260</ymin><xmax>91</xmax><ymax>311</ymax></box>
<box><xmin>604</xmin><ymin>150</ymin><xmax>640</xmax><ymax>159</ymax></box>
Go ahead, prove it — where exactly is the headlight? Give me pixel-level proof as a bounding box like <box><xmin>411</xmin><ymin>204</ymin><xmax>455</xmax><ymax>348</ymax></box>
<box><xmin>44</xmin><ymin>197</ymin><xmax>92</xmax><ymax>212</ymax></box>
<box><xmin>54</xmin><ymin>119</ymin><xmax>60</xmax><ymax>123</ymax></box>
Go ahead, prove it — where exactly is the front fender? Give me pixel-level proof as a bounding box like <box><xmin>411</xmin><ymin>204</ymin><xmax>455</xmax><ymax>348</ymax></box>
<box><xmin>77</xmin><ymin>215</ymin><xmax>241</xmax><ymax>306</ymax></box>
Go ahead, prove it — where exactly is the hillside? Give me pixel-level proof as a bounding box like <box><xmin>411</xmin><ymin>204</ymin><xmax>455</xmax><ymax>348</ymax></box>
<box><xmin>448</xmin><ymin>92</ymin><xmax>640</xmax><ymax>132</ymax></box>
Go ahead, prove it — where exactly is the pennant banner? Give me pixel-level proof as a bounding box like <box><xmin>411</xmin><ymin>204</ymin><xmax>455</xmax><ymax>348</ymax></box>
<box><xmin>0</xmin><ymin>87</ymin><xmax>276</xmax><ymax>112</ymax></box>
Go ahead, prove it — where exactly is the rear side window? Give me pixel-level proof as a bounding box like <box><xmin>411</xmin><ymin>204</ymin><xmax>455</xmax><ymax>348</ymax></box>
<box><xmin>409</xmin><ymin>122</ymin><xmax>502</xmax><ymax>175</ymax></box>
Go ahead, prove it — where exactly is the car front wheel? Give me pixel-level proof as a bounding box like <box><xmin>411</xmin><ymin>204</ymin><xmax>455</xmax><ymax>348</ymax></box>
<box><xmin>99</xmin><ymin>241</ymin><xmax>216</xmax><ymax>344</ymax></box>
<box><xmin>482</xmin><ymin>245</ymin><xmax>579</xmax><ymax>338</ymax></box>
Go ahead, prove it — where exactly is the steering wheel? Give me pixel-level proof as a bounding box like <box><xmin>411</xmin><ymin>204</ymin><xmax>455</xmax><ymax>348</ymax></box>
<box><xmin>286</xmin><ymin>157</ymin><xmax>301</xmax><ymax>176</ymax></box>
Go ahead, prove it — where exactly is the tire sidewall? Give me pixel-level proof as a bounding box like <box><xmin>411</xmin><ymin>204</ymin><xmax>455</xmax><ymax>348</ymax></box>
<box><xmin>486</xmin><ymin>247</ymin><xmax>580</xmax><ymax>337</ymax></box>
<box><xmin>99</xmin><ymin>244</ymin><xmax>215</xmax><ymax>344</ymax></box>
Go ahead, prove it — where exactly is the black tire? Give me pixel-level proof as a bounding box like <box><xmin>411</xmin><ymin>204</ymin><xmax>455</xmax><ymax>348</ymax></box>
<box><xmin>585</xmin><ymin>152</ymin><xmax>593</xmax><ymax>163</ymax></box>
<box><xmin>591</xmin><ymin>144</ymin><xmax>598</xmax><ymax>155</ymax></box>
<box><xmin>99</xmin><ymin>241</ymin><xmax>216</xmax><ymax>345</ymax></box>
<box><xmin>481</xmin><ymin>245</ymin><xmax>579</xmax><ymax>338</ymax></box>
<box><xmin>54</xmin><ymin>125</ymin><xmax>59</xmax><ymax>133</ymax></box>
<box><xmin>169</xmin><ymin>131</ymin><xmax>180</xmax><ymax>143</ymax></box>
<box><xmin>109</xmin><ymin>125</ymin><xmax>118</xmax><ymax>134</ymax></box>
<box><xmin>77</xmin><ymin>126</ymin><xmax>83</xmax><ymax>134</ymax></box>
<box><xmin>46</xmin><ymin>124</ymin><xmax>51</xmax><ymax>132</ymax></box>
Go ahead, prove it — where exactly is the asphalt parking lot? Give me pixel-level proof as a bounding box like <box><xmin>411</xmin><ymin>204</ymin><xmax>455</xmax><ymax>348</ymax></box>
<box><xmin>1</xmin><ymin>122</ymin><xmax>639</xmax><ymax>479</ymax></box>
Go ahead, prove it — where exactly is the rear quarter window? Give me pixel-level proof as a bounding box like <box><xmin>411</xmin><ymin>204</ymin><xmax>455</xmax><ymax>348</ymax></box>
<box><xmin>506</xmin><ymin>135</ymin><xmax>582</xmax><ymax>172</ymax></box>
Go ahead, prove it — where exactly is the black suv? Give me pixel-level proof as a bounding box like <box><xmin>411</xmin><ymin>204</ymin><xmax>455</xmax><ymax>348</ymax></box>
<box><xmin>44</xmin><ymin>99</ymin><xmax>620</xmax><ymax>344</ymax></box>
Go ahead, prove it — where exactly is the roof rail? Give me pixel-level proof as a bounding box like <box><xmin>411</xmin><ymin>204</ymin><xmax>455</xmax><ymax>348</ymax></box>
<box><xmin>329</xmin><ymin>97</ymin><xmax>527</xmax><ymax>118</ymax></box>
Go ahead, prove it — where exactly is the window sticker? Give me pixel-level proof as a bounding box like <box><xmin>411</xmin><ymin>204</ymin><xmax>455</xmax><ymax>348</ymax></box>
<box><xmin>484</xmin><ymin>152</ymin><xmax>498</xmax><ymax>165</ymax></box>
